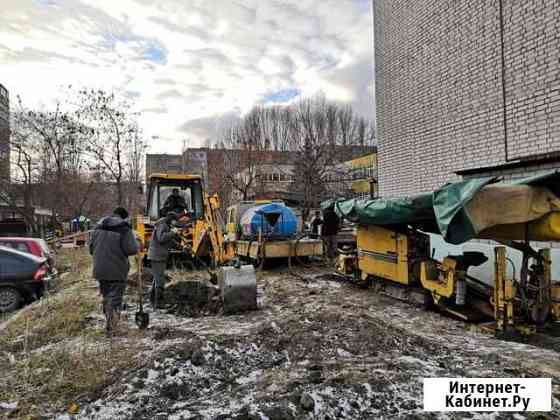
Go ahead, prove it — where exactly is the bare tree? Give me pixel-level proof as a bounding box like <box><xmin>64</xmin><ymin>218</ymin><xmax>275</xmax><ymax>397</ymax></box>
<box><xmin>287</xmin><ymin>96</ymin><xmax>376</xmax><ymax>217</ymax></box>
<box><xmin>213</xmin><ymin>94</ymin><xmax>376</xmax><ymax>215</ymax></box>
<box><xmin>221</xmin><ymin>111</ymin><xmax>266</xmax><ymax>201</ymax></box>
<box><xmin>0</xmin><ymin>117</ymin><xmax>38</xmax><ymax>231</ymax></box>
<box><xmin>78</xmin><ymin>89</ymin><xmax>139</xmax><ymax>206</ymax></box>
<box><xmin>2</xmin><ymin>88</ymin><xmax>148</xmax><ymax>231</ymax></box>
<box><xmin>5</xmin><ymin>98</ymin><xmax>98</xmax><ymax>221</ymax></box>
<box><xmin>0</xmin><ymin>102</ymin><xmax>92</xmax><ymax>231</ymax></box>
<box><xmin>286</xmin><ymin>96</ymin><xmax>337</xmax><ymax>218</ymax></box>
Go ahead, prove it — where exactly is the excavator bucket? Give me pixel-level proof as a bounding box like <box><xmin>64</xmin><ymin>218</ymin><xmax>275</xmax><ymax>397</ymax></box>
<box><xmin>218</xmin><ymin>265</ymin><xmax>257</xmax><ymax>314</ymax></box>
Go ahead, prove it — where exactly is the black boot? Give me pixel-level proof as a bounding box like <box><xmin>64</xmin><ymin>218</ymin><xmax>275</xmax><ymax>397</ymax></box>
<box><xmin>149</xmin><ymin>287</ymin><xmax>156</xmax><ymax>305</ymax></box>
<box><xmin>105</xmin><ymin>305</ymin><xmax>114</xmax><ymax>338</ymax></box>
<box><xmin>156</xmin><ymin>289</ymin><xmax>165</xmax><ymax>308</ymax></box>
<box><xmin>150</xmin><ymin>288</ymin><xmax>165</xmax><ymax>308</ymax></box>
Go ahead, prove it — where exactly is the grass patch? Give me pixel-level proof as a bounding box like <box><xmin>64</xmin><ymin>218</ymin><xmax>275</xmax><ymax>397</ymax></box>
<box><xmin>55</xmin><ymin>247</ymin><xmax>93</xmax><ymax>289</ymax></box>
<box><xmin>0</xmin><ymin>289</ymin><xmax>99</xmax><ymax>354</ymax></box>
<box><xmin>0</xmin><ymin>247</ymin><xmax>148</xmax><ymax>418</ymax></box>
<box><xmin>0</xmin><ymin>248</ymin><xmax>97</xmax><ymax>354</ymax></box>
<box><xmin>0</xmin><ymin>339</ymin><xmax>140</xmax><ymax>417</ymax></box>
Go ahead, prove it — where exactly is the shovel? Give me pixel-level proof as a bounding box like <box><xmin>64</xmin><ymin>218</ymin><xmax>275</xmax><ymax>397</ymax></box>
<box><xmin>135</xmin><ymin>256</ymin><xmax>149</xmax><ymax>329</ymax></box>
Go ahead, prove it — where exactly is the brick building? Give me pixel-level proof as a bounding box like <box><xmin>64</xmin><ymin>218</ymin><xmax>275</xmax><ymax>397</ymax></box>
<box><xmin>232</xmin><ymin>163</ymin><xmax>296</xmax><ymax>202</ymax></box>
<box><xmin>146</xmin><ymin>148</ymin><xmax>297</xmax><ymax>196</ymax></box>
<box><xmin>374</xmin><ymin>0</ymin><xmax>560</xmax><ymax>196</ymax></box>
<box><xmin>0</xmin><ymin>83</ymin><xmax>9</xmax><ymax>183</ymax></box>
<box><xmin>146</xmin><ymin>146</ymin><xmax>375</xmax><ymax>207</ymax></box>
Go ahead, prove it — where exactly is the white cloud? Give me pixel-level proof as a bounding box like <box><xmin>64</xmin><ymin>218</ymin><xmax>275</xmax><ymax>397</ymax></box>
<box><xmin>0</xmin><ymin>0</ymin><xmax>374</xmax><ymax>153</ymax></box>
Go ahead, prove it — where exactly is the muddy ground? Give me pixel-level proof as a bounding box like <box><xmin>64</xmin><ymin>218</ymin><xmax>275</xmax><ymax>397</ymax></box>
<box><xmin>64</xmin><ymin>267</ymin><xmax>560</xmax><ymax>419</ymax></box>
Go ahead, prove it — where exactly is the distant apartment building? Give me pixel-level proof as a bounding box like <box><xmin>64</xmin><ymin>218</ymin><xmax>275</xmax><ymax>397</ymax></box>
<box><xmin>146</xmin><ymin>145</ymin><xmax>377</xmax><ymax>207</ymax></box>
<box><xmin>374</xmin><ymin>0</ymin><xmax>560</xmax><ymax>197</ymax></box>
<box><xmin>232</xmin><ymin>163</ymin><xmax>296</xmax><ymax>202</ymax></box>
<box><xmin>146</xmin><ymin>148</ymin><xmax>297</xmax><ymax>195</ymax></box>
<box><xmin>0</xmin><ymin>83</ymin><xmax>9</xmax><ymax>183</ymax></box>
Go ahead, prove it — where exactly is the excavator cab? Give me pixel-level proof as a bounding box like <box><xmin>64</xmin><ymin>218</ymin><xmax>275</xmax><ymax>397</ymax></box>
<box><xmin>145</xmin><ymin>174</ymin><xmax>204</xmax><ymax>222</ymax></box>
<box><xmin>137</xmin><ymin>174</ymin><xmax>205</xmax><ymax>265</ymax></box>
<box><xmin>137</xmin><ymin>173</ymin><xmax>232</xmax><ymax>270</ymax></box>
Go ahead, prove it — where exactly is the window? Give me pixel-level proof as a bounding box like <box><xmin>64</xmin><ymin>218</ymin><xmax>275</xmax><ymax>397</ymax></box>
<box><xmin>0</xmin><ymin>242</ymin><xmax>30</xmax><ymax>253</ymax></box>
<box><xmin>191</xmin><ymin>183</ymin><xmax>204</xmax><ymax>219</ymax></box>
<box><xmin>149</xmin><ymin>187</ymin><xmax>159</xmax><ymax>219</ymax></box>
<box><xmin>15</xmin><ymin>243</ymin><xmax>30</xmax><ymax>253</ymax></box>
<box><xmin>0</xmin><ymin>253</ymin><xmax>29</xmax><ymax>274</ymax></box>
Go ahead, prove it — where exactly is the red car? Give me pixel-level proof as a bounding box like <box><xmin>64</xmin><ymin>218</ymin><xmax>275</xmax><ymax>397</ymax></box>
<box><xmin>0</xmin><ymin>237</ymin><xmax>55</xmax><ymax>269</ymax></box>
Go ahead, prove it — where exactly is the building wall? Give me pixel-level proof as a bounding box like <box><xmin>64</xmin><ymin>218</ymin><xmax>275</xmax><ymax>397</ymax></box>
<box><xmin>0</xmin><ymin>83</ymin><xmax>9</xmax><ymax>183</ymax></box>
<box><xmin>232</xmin><ymin>163</ymin><xmax>295</xmax><ymax>201</ymax></box>
<box><xmin>146</xmin><ymin>149</ymin><xmax>298</xmax><ymax>197</ymax></box>
<box><xmin>145</xmin><ymin>154</ymin><xmax>183</xmax><ymax>180</ymax></box>
<box><xmin>374</xmin><ymin>0</ymin><xmax>560</xmax><ymax>197</ymax></box>
<box><xmin>147</xmin><ymin>146</ymin><xmax>378</xmax><ymax>203</ymax></box>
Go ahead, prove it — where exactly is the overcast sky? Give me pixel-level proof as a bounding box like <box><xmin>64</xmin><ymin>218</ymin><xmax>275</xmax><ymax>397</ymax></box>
<box><xmin>1</xmin><ymin>0</ymin><xmax>374</xmax><ymax>154</ymax></box>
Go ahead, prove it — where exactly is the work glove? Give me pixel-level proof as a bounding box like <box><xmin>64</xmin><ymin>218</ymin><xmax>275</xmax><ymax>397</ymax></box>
<box><xmin>171</xmin><ymin>227</ymin><xmax>180</xmax><ymax>235</ymax></box>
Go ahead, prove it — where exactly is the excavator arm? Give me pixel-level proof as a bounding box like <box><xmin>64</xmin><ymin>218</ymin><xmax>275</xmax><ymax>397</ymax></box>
<box><xmin>191</xmin><ymin>193</ymin><xmax>234</xmax><ymax>267</ymax></box>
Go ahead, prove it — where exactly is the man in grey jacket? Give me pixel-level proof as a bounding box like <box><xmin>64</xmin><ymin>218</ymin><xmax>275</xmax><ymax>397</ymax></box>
<box><xmin>89</xmin><ymin>207</ymin><xmax>140</xmax><ymax>336</ymax></box>
<box><xmin>148</xmin><ymin>212</ymin><xmax>179</xmax><ymax>306</ymax></box>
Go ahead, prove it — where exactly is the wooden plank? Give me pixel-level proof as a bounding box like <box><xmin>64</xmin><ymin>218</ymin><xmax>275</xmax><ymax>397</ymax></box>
<box><xmin>235</xmin><ymin>239</ymin><xmax>323</xmax><ymax>259</ymax></box>
<box><xmin>235</xmin><ymin>241</ymin><xmax>260</xmax><ymax>259</ymax></box>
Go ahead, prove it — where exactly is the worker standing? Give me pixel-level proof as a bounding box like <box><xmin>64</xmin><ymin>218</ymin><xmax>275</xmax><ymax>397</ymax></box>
<box><xmin>310</xmin><ymin>210</ymin><xmax>323</xmax><ymax>238</ymax></box>
<box><xmin>148</xmin><ymin>212</ymin><xmax>180</xmax><ymax>307</ymax></box>
<box><xmin>89</xmin><ymin>207</ymin><xmax>140</xmax><ymax>337</ymax></box>
<box><xmin>322</xmin><ymin>204</ymin><xmax>340</xmax><ymax>261</ymax></box>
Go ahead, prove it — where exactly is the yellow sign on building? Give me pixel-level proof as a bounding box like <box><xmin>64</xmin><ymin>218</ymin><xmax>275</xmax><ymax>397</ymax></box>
<box><xmin>350</xmin><ymin>153</ymin><xmax>377</xmax><ymax>170</ymax></box>
<box><xmin>348</xmin><ymin>153</ymin><xmax>377</xmax><ymax>199</ymax></box>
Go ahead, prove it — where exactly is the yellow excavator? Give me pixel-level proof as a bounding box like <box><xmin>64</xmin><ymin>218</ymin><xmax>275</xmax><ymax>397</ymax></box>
<box><xmin>132</xmin><ymin>173</ymin><xmax>257</xmax><ymax>326</ymax></box>
<box><xmin>135</xmin><ymin>173</ymin><xmax>322</xmax><ymax>269</ymax></box>
<box><xmin>334</xmin><ymin>171</ymin><xmax>560</xmax><ymax>337</ymax></box>
<box><xmin>135</xmin><ymin>173</ymin><xmax>234</xmax><ymax>271</ymax></box>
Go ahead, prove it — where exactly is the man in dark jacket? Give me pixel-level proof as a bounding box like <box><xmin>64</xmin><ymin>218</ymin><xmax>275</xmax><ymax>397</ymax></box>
<box><xmin>89</xmin><ymin>207</ymin><xmax>140</xmax><ymax>336</ymax></box>
<box><xmin>148</xmin><ymin>212</ymin><xmax>180</xmax><ymax>306</ymax></box>
<box><xmin>162</xmin><ymin>188</ymin><xmax>188</xmax><ymax>215</ymax></box>
<box><xmin>310</xmin><ymin>210</ymin><xmax>323</xmax><ymax>237</ymax></box>
<box><xmin>322</xmin><ymin>205</ymin><xmax>340</xmax><ymax>260</ymax></box>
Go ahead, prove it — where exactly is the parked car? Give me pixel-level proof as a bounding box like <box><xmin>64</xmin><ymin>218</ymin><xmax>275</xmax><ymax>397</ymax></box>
<box><xmin>0</xmin><ymin>237</ymin><xmax>56</xmax><ymax>272</ymax></box>
<box><xmin>0</xmin><ymin>246</ymin><xmax>55</xmax><ymax>313</ymax></box>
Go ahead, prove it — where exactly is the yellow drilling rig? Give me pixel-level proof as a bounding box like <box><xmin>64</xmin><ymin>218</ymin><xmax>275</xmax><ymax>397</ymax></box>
<box><xmin>334</xmin><ymin>170</ymin><xmax>560</xmax><ymax>337</ymax></box>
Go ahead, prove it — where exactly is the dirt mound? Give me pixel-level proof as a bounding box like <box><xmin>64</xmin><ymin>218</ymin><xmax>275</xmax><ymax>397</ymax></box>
<box><xmin>165</xmin><ymin>279</ymin><xmax>222</xmax><ymax>317</ymax></box>
<box><xmin>253</xmin><ymin>311</ymin><xmax>429</xmax><ymax>361</ymax></box>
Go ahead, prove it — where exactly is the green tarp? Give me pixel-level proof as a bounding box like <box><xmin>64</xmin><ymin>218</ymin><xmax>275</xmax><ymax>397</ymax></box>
<box><xmin>329</xmin><ymin>170</ymin><xmax>560</xmax><ymax>245</ymax></box>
